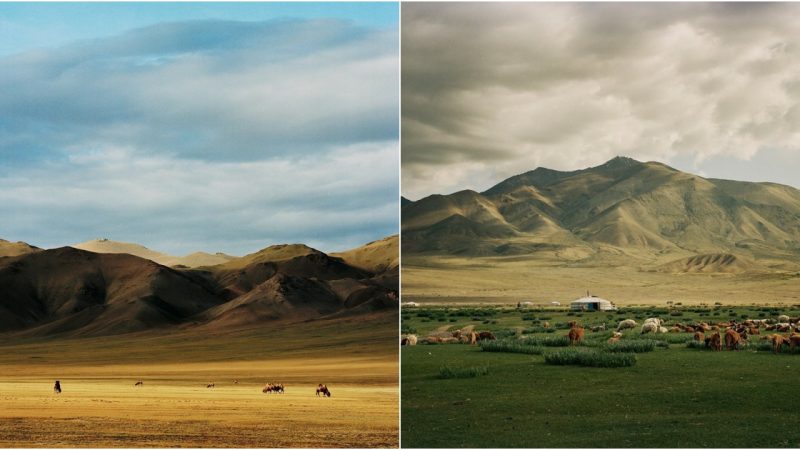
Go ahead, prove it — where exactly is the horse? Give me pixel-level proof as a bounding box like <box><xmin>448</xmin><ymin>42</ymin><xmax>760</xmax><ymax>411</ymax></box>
<box><xmin>207</xmin><ymin>382</ymin><xmax>215</xmax><ymax>389</ymax></box>
<box><xmin>134</xmin><ymin>380</ymin><xmax>144</xmax><ymax>387</ymax></box>
<box><xmin>316</xmin><ymin>384</ymin><xmax>331</xmax><ymax>397</ymax></box>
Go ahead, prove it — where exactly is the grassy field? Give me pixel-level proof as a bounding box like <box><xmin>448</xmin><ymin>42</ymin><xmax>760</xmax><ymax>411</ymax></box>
<box><xmin>402</xmin><ymin>255</ymin><xmax>800</xmax><ymax>306</ymax></box>
<box><xmin>401</xmin><ymin>306</ymin><xmax>800</xmax><ymax>448</ymax></box>
<box><xmin>0</xmin><ymin>313</ymin><xmax>398</xmax><ymax>447</ymax></box>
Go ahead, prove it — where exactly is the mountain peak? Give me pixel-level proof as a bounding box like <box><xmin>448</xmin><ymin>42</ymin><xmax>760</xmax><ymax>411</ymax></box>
<box><xmin>595</xmin><ymin>156</ymin><xmax>644</xmax><ymax>171</ymax></box>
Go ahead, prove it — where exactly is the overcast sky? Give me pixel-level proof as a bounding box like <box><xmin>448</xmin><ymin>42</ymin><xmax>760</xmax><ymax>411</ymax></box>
<box><xmin>0</xmin><ymin>3</ymin><xmax>399</xmax><ymax>255</ymax></box>
<box><xmin>402</xmin><ymin>3</ymin><xmax>800</xmax><ymax>200</ymax></box>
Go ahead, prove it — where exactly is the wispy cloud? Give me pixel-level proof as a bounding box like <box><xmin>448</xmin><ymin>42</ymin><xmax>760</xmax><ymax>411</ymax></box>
<box><xmin>0</xmin><ymin>16</ymin><xmax>399</xmax><ymax>254</ymax></box>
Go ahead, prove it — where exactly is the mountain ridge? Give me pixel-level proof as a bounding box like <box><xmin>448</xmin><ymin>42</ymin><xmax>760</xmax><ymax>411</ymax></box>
<box><xmin>402</xmin><ymin>157</ymin><xmax>800</xmax><ymax>269</ymax></box>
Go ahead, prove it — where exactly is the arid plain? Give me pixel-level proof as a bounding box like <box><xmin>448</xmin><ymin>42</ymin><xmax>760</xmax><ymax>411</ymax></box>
<box><xmin>0</xmin><ymin>236</ymin><xmax>399</xmax><ymax>447</ymax></box>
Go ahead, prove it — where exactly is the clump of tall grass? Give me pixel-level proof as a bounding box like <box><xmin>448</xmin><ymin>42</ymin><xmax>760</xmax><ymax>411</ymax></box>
<box><xmin>523</xmin><ymin>335</ymin><xmax>571</xmax><ymax>347</ymax></box>
<box><xmin>644</xmin><ymin>333</ymin><xmax>693</xmax><ymax>344</ymax></box>
<box><xmin>437</xmin><ymin>365</ymin><xmax>489</xmax><ymax>379</ymax></box>
<box><xmin>521</xmin><ymin>326</ymin><xmax>556</xmax><ymax>335</ymax></box>
<box><xmin>544</xmin><ymin>349</ymin><xmax>636</xmax><ymax>368</ymax></box>
<box><xmin>603</xmin><ymin>339</ymin><xmax>656</xmax><ymax>353</ymax></box>
<box><xmin>479</xmin><ymin>339</ymin><xmax>543</xmax><ymax>355</ymax></box>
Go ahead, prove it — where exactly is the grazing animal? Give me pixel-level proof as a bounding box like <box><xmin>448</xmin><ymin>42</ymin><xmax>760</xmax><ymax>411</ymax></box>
<box><xmin>769</xmin><ymin>334</ymin><xmax>789</xmax><ymax>354</ymax></box>
<box><xmin>207</xmin><ymin>383</ymin><xmax>215</xmax><ymax>389</ymax></box>
<box><xmin>684</xmin><ymin>326</ymin><xmax>695</xmax><ymax>333</ymax></box>
<box><xmin>134</xmin><ymin>380</ymin><xmax>143</xmax><ymax>387</ymax></box>
<box><xmin>402</xmin><ymin>334</ymin><xmax>418</xmax><ymax>346</ymax></box>
<box><xmin>316</xmin><ymin>384</ymin><xmax>331</xmax><ymax>397</ymax></box>
<box><xmin>643</xmin><ymin>318</ymin><xmax>662</xmax><ymax>327</ymax></box>
<box><xmin>476</xmin><ymin>331</ymin><xmax>496</xmax><ymax>341</ymax></box>
<box><xmin>705</xmin><ymin>332</ymin><xmax>722</xmax><ymax>351</ymax></box>
<box><xmin>542</xmin><ymin>321</ymin><xmax>550</xmax><ymax>329</ymax></box>
<box><xmin>693</xmin><ymin>331</ymin><xmax>704</xmax><ymax>342</ymax></box>
<box><xmin>640</xmin><ymin>322</ymin><xmax>658</xmax><ymax>334</ymax></box>
<box><xmin>658</xmin><ymin>326</ymin><xmax>669</xmax><ymax>334</ymax></box>
<box><xmin>607</xmin><ymin>332</ymin><xmax>623</xmax><ymax>344</ymax></box>
<box><xmin>777</xmin><ymin>324</ymin><xmax>792</xmax><ymax>332</ymax></box>
<box><xmin>748</xmin><ymin>327</ymin><xmax>760</xmax><ymax>335</ymax></box>
<box><xmin>263</xmin><ymin>383</ymin><xmax>284</xmax><ymax>394</ymax></box>
<box><xmin>468</xmin><ymin>332</ymin><xmax>477</xmax><ymax>346</ymax></box>
<box><xmin>53</xmin><ymin>380</ymin><xmax>61</xmax><ymax>394</ymax></box>
<box><xmin>725</xmin><ymin>329</ymin><xmax>743</xmax><ymax>350</ymax></box>
<box><xmin>234</xmin><ymin>380</ymin><xmax>239</xmax><ymax>385</ymax></box>
<box><xmin>790</xmin><ymin>334</ymin><xmax>800</xmax><ymax>351</ymax></box>
<box><xmin>778</xmin><ymin>315</ymin><xmax>790</xmax><ymax>323</ymax></box>
<box><xmin>568</xmin><ymin>322</ymin><xmax>585</xmax><ymax>346</ymax></box>
<box><xmin>616</xmin><ymin>319</ymin><xmax>637</xmax><ymax>331</ymax></box>
<box><xmin>590</xmin><ymin>323</ymin><xmax>606</xmax><ymax>332</ymax></box>
<box><xmin>669</xmin><ymin>326</ymin><xmax>682</xmax><ymax>333</ymax></box>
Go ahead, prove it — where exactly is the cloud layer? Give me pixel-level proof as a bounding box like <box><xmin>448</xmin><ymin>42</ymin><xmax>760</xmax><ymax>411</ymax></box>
<box><xmin>402</xmin><ymin>3</ymin><xmax>800</xmax><ymax>198</ymax></box>
<box><xmin>0</xmin><ymin>17</ymin><xmax>399</xmax><ymax>254</ymax></box>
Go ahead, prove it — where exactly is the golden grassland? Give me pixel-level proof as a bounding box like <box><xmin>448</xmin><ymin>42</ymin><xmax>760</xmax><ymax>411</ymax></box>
<box><xmin>402</xmin><ymin>255</ymin><xmax>800</xmax><ymax>306</ymax></box>
<box><xmin>0</xmin><ymin>313</ymin><xmax>398</xmax><ymax>448</ymax></box>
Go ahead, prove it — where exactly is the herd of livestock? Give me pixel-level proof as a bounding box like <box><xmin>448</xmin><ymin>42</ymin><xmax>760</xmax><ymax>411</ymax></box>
<box><xmin>52</xmin><ymin>380</ymin><xmax>333</xmax><ymax>396</ymax></box>
<box><xmin>402</xmin><ymin>314</ymin><xmax>800</xmax><ymax>354</ymax></box>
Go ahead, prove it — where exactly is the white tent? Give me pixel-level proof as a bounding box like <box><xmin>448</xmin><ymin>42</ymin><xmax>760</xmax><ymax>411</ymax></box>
<box><xmin>570</xmin><ymin>296</ymin><xmax>617</xmax><ymax>311</ymax></box>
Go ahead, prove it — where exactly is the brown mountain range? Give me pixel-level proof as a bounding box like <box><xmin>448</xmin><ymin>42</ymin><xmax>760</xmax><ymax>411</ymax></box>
<box><xmin>0</xmin><ymin>236</ymin><xmax>397</xmax><ymax>337</ymax></box>
<box><xmin>402</xmin><ymin>157</ymin><xmax>800</xmax><ymax>272</ymax></box>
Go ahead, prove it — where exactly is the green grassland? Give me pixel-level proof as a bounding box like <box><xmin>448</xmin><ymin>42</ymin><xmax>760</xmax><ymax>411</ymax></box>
<box><xmin>401</xmin><ymin>305</ymin><xmax>800</xmax><ymax>448</ymax></box>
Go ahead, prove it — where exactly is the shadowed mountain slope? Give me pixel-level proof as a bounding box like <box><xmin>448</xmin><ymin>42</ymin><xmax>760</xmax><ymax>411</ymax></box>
<box><xmin>0</xmin><ymin>236</ymin><xmax>398</xmax><ymax>337</ymax></box>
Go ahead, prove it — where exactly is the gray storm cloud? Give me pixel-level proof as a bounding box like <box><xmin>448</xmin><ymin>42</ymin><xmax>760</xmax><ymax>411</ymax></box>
<box><xmin>401</xmin><ymin>3</ymin><xmax>800</xmax><ymax>199</ymax></box>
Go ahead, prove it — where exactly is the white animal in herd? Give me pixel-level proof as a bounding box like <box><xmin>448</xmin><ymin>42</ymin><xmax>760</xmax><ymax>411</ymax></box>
<box><xmin>617</xmin><ymin>319</ymin><xmax>637</xmax><ymax>331</ymax></box>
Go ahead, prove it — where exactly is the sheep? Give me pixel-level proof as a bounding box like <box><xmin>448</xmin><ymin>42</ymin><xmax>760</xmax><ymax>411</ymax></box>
<box><xmin>643</xmin><ymin>317</ymin><xmax>662</xmax><ymax>326</ymax></box>
<box><xmin>402</xmin><ymin>334</ymin><xmax>418</xmax><ymax>346</ymax></box>
<box><xmin>658</xmin><ymin>326</ymin><xmax>669</xmax><ymax>334</ymax></box>
<box><xmin>640</xmin><ymin>322</ymin><xmax>658</xmax><ymax>334</ymax></box>
<box><xmin>616</xmin><ymin>319</ymin><xmax>637</xmax><ymax>331</ymax></box>
<box><xmin>778</xmin><ymin>315</ymin><xmax>790</xmax><ymax>323</ymax></box>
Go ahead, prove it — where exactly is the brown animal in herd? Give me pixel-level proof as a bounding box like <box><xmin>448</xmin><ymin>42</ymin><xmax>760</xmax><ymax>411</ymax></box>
<box><xmin>567</xmin><ymin>321</ymin><xmax>585</xmax><ymax>346</ymax></box>
<box><xmin>748</xmin><ymin>327</ymin><xmax>760</xmax><ymax>335</ymax></box>
<box><xmin>476</xmin><ymin>331</ymin><xmax>496</xmax><ymax>341</ymax></box>
<box><xmin>685</xmin><ymin>326</ymin><xmax>695</xmax><ymax>333</ymax></box>
<box><xmin>316</xmin><ymin>384</ymin><xmax>331</xmax><ymax>397</ymax></box>
<box><xmin>705</xmin><ymin>332</ymin><xmax>722</xmax><ymax>351</ymax></box>
<box><xmin>468</xmin><ymin>332</ymin><xmax>477</xmax><ymax>345</ymax></box>
<box><xmin>769</xmin><ymin>334</ymin><xmax>789</xmax><ymax>354</ymax></box>
<box><xmin>725</xmin><ymin>329</ymin><xmax>744</xmax><ymax>350</ymax></box>
<box><xmin>693</xmin><ymin>331</ymin><xmax>704</xmax><ymax>342</ymax></box>
<box><xmin>790</xmin><ymin>334</ymin><xmax>800</xmax><ymax>351</ymax></box>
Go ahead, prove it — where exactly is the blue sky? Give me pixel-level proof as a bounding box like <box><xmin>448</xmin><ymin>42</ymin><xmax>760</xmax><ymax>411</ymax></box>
<box><xmin>0</xmin><ymin>3</ymin><xmax>399</xmax><ymax>255</ymax></box>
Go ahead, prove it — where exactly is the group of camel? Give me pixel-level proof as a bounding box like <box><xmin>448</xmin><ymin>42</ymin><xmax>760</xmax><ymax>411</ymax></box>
<box><xmin>53</xmin><ymin>379</ymin><xmax>332</xmax><ymax>397</ymax></box>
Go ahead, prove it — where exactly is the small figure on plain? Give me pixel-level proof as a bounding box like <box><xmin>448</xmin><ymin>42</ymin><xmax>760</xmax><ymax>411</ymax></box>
<box><xmin>207</xmin><ymin>382</ymin><xmax>215</xmax><ymax>389</ymax></box>
<box><xmin>53</xmin><ymin>380</ymin><xmax>61</xmax><ymax>394</ymax></box>
<box><xmin>233</xmin><ymin>379</ymin><xmax>239</xmax><ymax>385</ymax></box>
<box><xmin>134</xmin><ymin>380</ymin><xmax>144</xmax><ymax>387</ymax></box>
<box><xmin>316</xmin><ymin>383</ymin><xmax>331</xmax><ymax>397</ymax></box>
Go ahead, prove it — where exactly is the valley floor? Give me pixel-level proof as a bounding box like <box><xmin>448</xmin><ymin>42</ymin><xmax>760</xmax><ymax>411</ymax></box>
<box><xmin>403</xmin><ymin>256</ymin><xmax>800</xmax><ymax>306</ymax></box>
<box><xmin>0</xmin><ymin>313</ymin><xmax>398</xmax><ymax>447</ymax></box>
